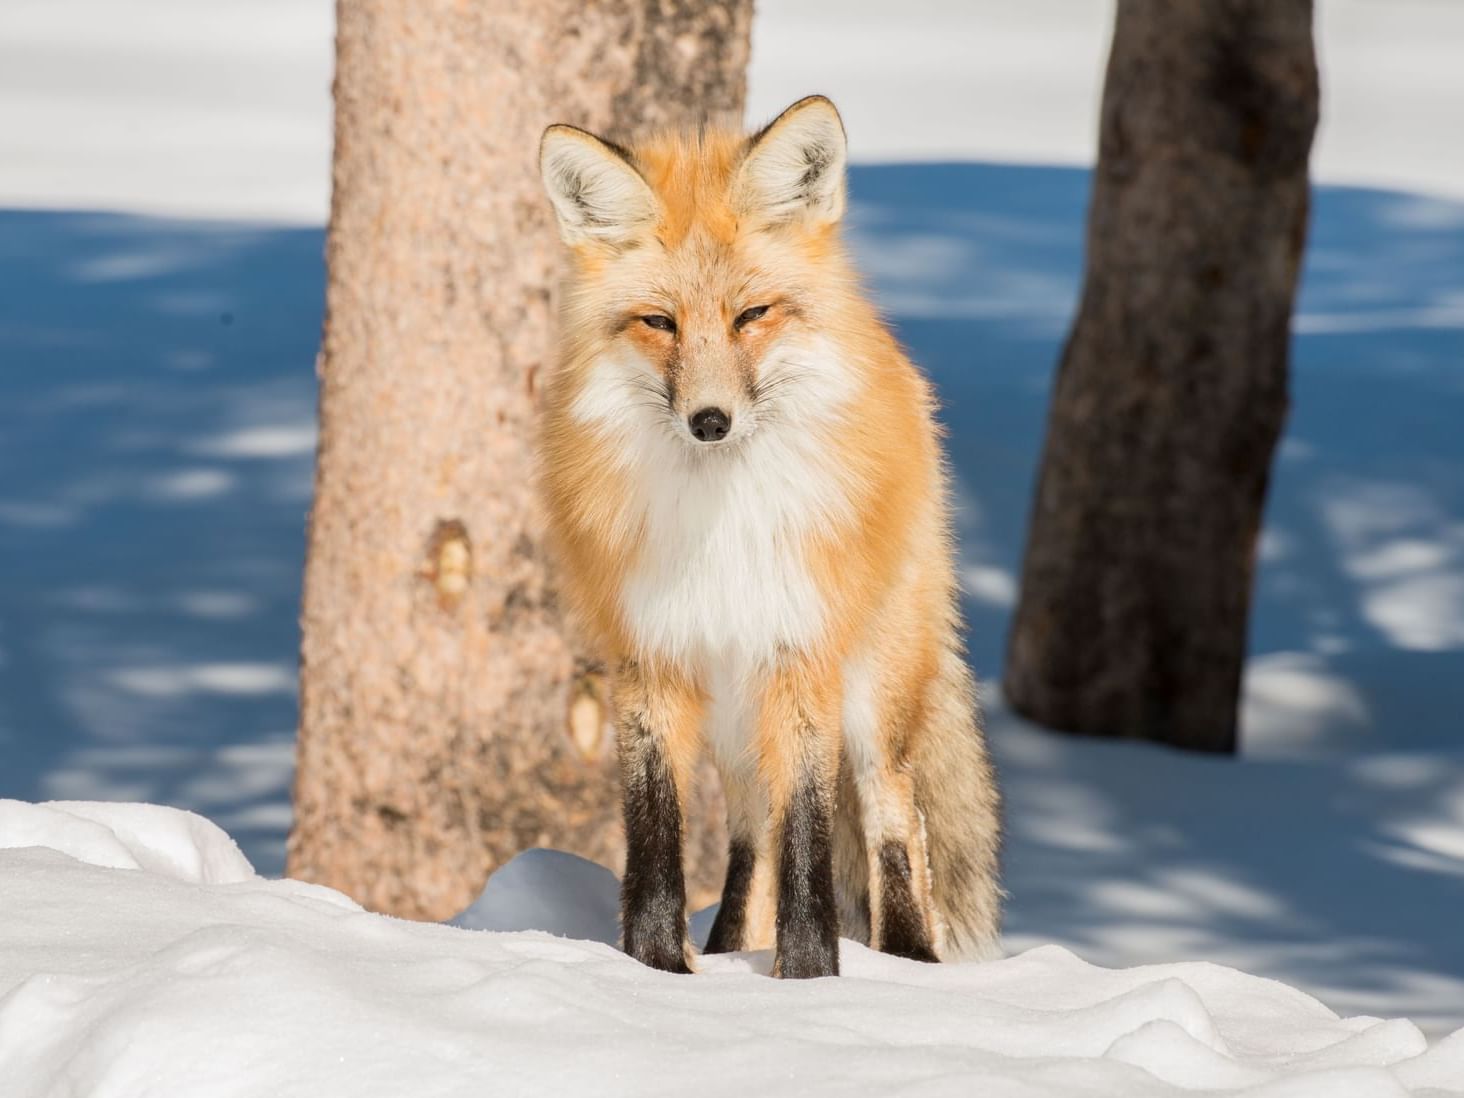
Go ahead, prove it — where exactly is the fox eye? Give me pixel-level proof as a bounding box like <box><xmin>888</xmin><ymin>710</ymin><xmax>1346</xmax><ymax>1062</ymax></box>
<box><xmin>735</xmin><ymin>305</ymin><xmax>771</xmax><ymax>330</ymax></box>
<box><xmin>640</xmin><ymin>314</ymin><xmax>677</xmax><ymax>333</ymax></box>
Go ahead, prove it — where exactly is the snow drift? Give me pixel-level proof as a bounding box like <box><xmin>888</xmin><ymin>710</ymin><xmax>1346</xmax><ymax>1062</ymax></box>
<box><xmin>1</xmin><ymin>801</ymin><xmax>1460</xmax><ymax>1097</ymax></box>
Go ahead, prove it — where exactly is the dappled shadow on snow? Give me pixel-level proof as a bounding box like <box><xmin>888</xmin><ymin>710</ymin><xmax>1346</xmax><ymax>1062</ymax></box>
<box><xmin>0</xmin><ymin>166</ymin><xmax>1461</xmax><ymax>1026</ymax></box>
<box><xmin>844</xmin><ymin>164</ymin><xmax>1464</xmax><ymax>755</ymax></box>
<box><xmin>991</xmin><ymin>706</ymin><xmax>1464</xmax><ymax>1035</ymax></box>
<box><xmin>0</xmin><ymin>212</ymin><xmax>321</xmax><ymax>873</ymax></box>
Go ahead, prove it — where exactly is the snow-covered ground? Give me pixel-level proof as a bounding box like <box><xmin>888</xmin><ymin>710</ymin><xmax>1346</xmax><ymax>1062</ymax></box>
<box><xmin>1</xmin><ymin>0</ymin><xmax>1462</xmax><ymax>1080</ymax></box>
<box><xmin>3</xmin><ymin>801</ymin><xmax>1461</xmax><ymax>1097</ymax></box>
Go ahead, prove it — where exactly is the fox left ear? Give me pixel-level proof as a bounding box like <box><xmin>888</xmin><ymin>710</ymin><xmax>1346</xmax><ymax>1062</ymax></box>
<box><xmin>735</xmin><ymin>96</ymin><xmax>847</xmax><ymax>227</ymax></box>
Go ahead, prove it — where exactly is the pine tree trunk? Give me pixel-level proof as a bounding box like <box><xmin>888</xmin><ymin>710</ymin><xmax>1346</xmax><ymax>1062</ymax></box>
<box><xmin>1003</xmin><ymin>0</ymin><xmax>1318</xmax><ymax>754</ymax></box>
<box><xmin>290</xmin><ymin>0</ymin><xmax>752</xmax><ymax>920</ymax></box>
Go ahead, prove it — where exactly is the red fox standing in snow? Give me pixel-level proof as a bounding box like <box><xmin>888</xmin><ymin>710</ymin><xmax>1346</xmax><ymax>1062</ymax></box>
<box><xmin>536</xmin><ymin>96</ymin><xmax>1002</xmax><ymax>978</ymax></box>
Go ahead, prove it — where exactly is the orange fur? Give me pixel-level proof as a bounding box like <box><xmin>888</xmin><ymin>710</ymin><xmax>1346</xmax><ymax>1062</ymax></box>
<box><xmin>539</xmin><ymin>97</ymin><xmax>1002</xmax><ymax>973</ymax></box>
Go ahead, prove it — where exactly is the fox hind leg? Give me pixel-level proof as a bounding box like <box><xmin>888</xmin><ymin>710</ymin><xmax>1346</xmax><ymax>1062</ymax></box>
<box><xmin>703</xmin><ymin>756</ymin><xmax>776</xmax><ymax>954</ymax></box>
<box><xmin>831</xmin><ymin>758</ymin><xmax>872</xmax><ymax>947</ymax></box>
<box><xmin>858</xmin><ymin>764</ymin><xmax>941</xmax><ymax>962</ymax></box>
<box><xmin>843</xmin><ymin>663</ymin><xmax>941</xmax><ymax>961</ymax></box>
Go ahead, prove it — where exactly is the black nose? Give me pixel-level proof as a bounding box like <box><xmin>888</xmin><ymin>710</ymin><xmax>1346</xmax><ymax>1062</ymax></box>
<box><xmin>689</xmin><ymin>407</ymin><xmax>731</xmax><ymax>442</ymax></box>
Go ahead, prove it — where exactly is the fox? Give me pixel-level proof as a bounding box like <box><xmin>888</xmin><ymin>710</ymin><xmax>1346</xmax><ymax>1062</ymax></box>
<box><xmin>536</xmin><ymin>95</ymin><xmax>1002</xmax><ymax>979</ymax></box>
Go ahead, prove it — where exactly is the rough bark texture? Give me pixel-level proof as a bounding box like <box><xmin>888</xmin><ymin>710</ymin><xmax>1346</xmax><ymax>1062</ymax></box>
<box><xmin>609</xmin><ymin>0</ymin><xmax>753</xmax><ymax>139</ymax></box>
<box><xmin>1004</xmin><ymin>0</ymin><xmax>1318</xmax><ymax>754</ymax></box>
<box><xmin>290</xmin><ymin>0</ymin><xmax>752</xmax><ymax>920</ymax></box>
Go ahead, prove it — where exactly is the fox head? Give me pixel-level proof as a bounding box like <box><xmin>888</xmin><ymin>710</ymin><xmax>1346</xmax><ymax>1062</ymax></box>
<box><xmin>539</xmin><ymin>96</ymin><xmax>858</xmax><ymax>452</ymax></box>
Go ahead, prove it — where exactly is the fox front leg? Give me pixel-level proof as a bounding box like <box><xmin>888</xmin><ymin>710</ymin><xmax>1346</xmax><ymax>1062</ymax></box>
<box><xmin>615</xmin><ymin>660</ymin><xmax>701</xmax><ymax>975</ymax></box>
<box><xmin>774</xmin><ymin>768</ymin><xmax>840</xmax><ymax>978</ymax></box>
<box><xmin>760</xmin><ymin>665</ymin><xmax>843</xmax><ymax>979</ymax></box>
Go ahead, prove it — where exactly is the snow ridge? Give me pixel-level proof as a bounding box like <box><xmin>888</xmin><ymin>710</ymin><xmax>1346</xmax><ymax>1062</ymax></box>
<box><xmin>1</xmin><ymin>802</ymin><xmax>1459</xmax><ymax>1097</ymax></box>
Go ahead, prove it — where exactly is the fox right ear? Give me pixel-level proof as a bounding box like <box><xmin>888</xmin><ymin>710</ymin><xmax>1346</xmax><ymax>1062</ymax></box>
<box><xmin>540</xmin><ymin>125</ymin><xmax>657</xmax><ymax>246</ymax></box>
<box><xmin>735</xmin><ymin>96</ymin><xmax>848</xmax><ymax>227</ymax></box>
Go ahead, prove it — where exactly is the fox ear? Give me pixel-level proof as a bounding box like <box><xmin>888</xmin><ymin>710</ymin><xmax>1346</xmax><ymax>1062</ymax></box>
<box><xmin>540</xmin><ymin>125</ymin><xmax>657</xmax><ymax>245</ymax></box>
<box><xmin>735</xmin><ymin>96</ymin><xmax>847</xmax><ymax>226</ymax></box>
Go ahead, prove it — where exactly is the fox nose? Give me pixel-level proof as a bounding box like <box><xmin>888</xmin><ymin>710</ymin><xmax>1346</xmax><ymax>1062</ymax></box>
<box><xmin>689</xmin><ymin>407</ymin><xmax>731</xmax><ymax>443</ymax></box>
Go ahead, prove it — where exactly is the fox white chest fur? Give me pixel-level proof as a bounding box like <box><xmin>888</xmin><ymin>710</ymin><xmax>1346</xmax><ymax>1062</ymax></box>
<box><xmin>622</xmin><ymin>449</ymin><xmax>825</xmax><ymax>667</ymax></box>
<box><xmin>571</xmin><ymin>340</ymin><xmax>855</xmax><ymax>676</ymax></box>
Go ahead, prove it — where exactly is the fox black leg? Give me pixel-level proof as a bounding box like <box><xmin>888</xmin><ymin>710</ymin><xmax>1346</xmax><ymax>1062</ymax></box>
<box><xmin>619</xmin><ymin>711</ymin><xmax>692</xmax><ymax>975</ymax></box>
<box><xmin>704</xmin><ymin>838</ymin><xmax>756</xmax><ymax>954</ymax></box>
<box><xmin>774</xmin><ymin>777</ymin><xmax>839</xmax><ymax>979</ymax></box>
<box><xmin>875</xmin><ymin>840</ymin><xmax>939</xmax><ymax>962</ymax></box>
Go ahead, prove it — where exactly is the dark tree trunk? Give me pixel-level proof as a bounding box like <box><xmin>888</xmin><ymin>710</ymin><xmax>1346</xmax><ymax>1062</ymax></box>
<box><xmin>1004</xmin><ymin>0</ymin><xmax>1319</xmax><ymax>753</ymax></box>
<box><xmin>289</xmin><ymin>0</ymin><xmax>752</xmax><ymax>921</ymax></box>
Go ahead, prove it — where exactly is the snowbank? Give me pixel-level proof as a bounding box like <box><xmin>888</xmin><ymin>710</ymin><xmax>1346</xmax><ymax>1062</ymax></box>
<box><xmin>2</xmin><ymin>801</ymin><xmax>1460</xmax><ymax>1097</ymax></box>
<box><xmin>0</xmin><ymin>800</ymin><xmax>253</xmax><ymax>884</ymax></box>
